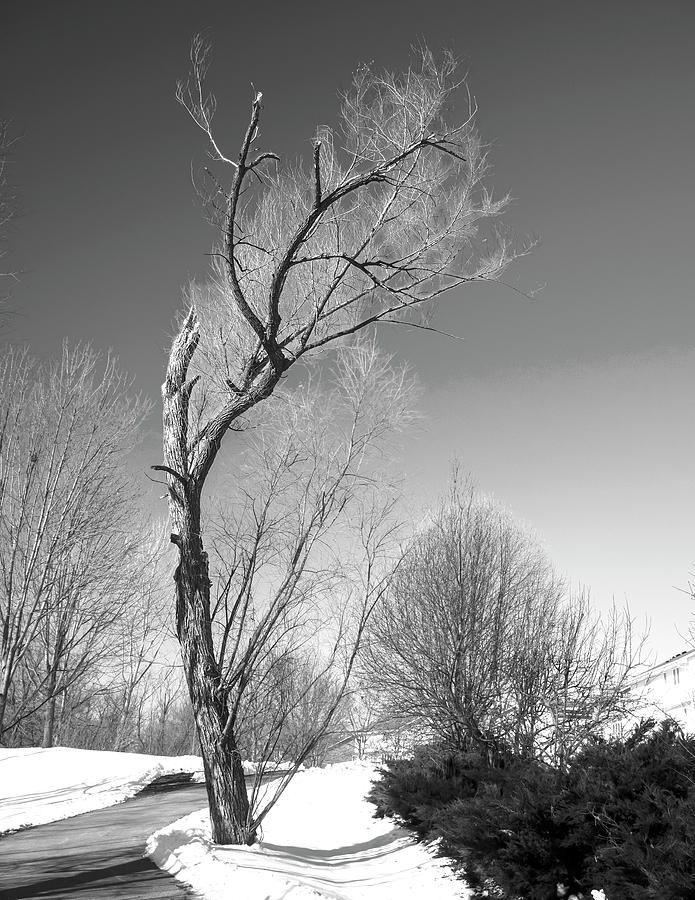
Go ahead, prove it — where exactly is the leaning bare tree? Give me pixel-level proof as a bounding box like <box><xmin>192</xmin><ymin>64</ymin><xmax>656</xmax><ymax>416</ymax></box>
<box><xmin>159</xmin><ymin>38</ymin><xmax>521</xmax><ymax>844</ymax></box>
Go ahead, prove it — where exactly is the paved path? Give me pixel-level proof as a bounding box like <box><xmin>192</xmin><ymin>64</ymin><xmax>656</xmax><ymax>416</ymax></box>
<box><xmin>0</xmin><ymin>783</ymin><xmax>208</xmax><ymax>899</ymax></box>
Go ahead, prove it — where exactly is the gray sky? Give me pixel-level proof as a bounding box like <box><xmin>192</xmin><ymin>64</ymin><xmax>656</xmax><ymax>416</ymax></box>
<box><xmin>3</xmin><ymin>0</ymin><xmax>694</xmax><ymax>658</ymax></box>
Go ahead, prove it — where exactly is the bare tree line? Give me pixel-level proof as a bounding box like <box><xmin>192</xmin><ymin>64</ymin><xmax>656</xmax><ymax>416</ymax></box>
<box><xmin>0</xmin><ymin>336</ymin><xmax>407</xmax><ymax>769</ymax></box>
<box><xmin>0</xmin><ymin>343</ymin><xmax>151</xmax><ymax>744</ymax></box>
<box><xmin>0</xmin><ymin>340</ymin><xmax>642</xmax><ymax>818</ymax></box>
<box><xmin>2</xmin><ymin>516</ymin><xmax>195</xmax><ymax>755</ymax></box>
<box><xmin>0</xmin><ymin>125</ymin><xmax>190</xmax><ymax>752</ymax></box>
<box><xmin>0</xmin><ymin>334</ymin><xmax>410</xmax><ymax>769</ymax></box>
<box><xmin>0</xmin><ymin>339</ymin><xmax>642</xmax><ymax>773</ymax></box>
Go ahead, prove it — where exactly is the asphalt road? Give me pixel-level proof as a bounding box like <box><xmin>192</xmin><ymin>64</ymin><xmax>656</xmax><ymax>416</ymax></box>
<box><xmin>0</xmin><ymin>783</ymin><xmax>209</xmax><ymax>899</ymax></box>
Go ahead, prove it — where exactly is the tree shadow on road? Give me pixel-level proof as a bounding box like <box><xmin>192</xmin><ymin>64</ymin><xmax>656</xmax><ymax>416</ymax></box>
<box><xmin>0</xmin><ymin>854</ymin><xmax>187</xmax><ymax>899</ymax></box>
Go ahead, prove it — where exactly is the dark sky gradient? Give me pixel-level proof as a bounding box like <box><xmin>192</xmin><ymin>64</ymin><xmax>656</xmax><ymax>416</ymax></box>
<box><xmin>3</xmin><ymin>1</ymin><xmax>694</xmax><ymax>656</ymax></box>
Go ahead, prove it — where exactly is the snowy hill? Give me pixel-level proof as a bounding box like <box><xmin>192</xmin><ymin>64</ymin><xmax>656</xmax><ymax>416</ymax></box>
<box><xmin>0</xmin><ymin>746</ymin><xmax>204</xmax><ymax>832</ymax></box>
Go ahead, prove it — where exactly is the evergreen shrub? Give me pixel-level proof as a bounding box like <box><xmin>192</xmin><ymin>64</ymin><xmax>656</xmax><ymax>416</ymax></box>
<box><xmin>369</xmin><ymin>723</ymin><xmax>695</xmax><ymax>899</ymax></box>
<box><xmin>368</xmin><ymin>743</ymin><xmax>486</xmax><ymax>836</ymax></box>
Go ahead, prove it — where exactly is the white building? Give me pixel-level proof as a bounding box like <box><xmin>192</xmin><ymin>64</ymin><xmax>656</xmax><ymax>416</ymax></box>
<box><xmin>626</xmin><ymin>648</ymin><xmax>695</xmax><ymax>730</ymax></box>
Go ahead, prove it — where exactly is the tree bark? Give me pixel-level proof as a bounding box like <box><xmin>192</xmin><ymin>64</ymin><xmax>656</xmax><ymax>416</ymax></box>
<box><xmin>40</xmin><ymin>666</ymin><xmax>59</xmax><ymax>748</ymax></box>
<box><xmin>161</xmin><ymin>310</ymin><xmax>255</xmax><ymax>844</ymax></box>
<box><xmin>174</xmin><ymin>524</ymin><xmax>252</xmax><ymax>843</ymax></box>
<box><xmin>0</xmin><ymin>692</ymin><xmax>7</xmax><ymax>739</ymax></box>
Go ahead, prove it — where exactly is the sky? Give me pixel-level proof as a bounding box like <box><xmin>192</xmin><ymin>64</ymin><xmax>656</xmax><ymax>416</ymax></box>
<box><xmin>2</xmin><ymin>0</ymin><xmax>694</xmax><ymax>659</ymax></box>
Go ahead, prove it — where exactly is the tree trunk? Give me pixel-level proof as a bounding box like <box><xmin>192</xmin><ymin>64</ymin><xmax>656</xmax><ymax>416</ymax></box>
<box><xmin>0</xmin><ymin>691</ymin><xmax>7</xmax><ymax>739</ymax></box>
<box><xmin>162</xmin><ymin>309</ymin><xmax>253</xmax><ymax>844</ymax></box>
<box><xmin>42</xmin><ymin>693</ymin><xmax>57</xmax><ymax>748</ymax></box>
<box><xmin>40</xmin><ymin>667</ymin><xmax>59</xmax><ymax>748</ymax></box>
<box><xmin>112</xmin><ymin>684</ymin><xmax>135</xmax><ymax>751</ymax></box>
<box><xmin>0</xmin><ymin>662</ymin><xmax>13</xmax><ymax>738</ymax></box>
<box><xmin>41</xmin><ymin>651</ymin><xmax>58</xmax><ymax>748</ymax></box>
<box><xmin>174</xmin><ymin>527</ymin><xmax>252</xmax><ymax>844</ymax></box>
<box><xmin>189</xmin><ymin>721</ymin><xmax>198</xmax><ymax>756</ymax></box>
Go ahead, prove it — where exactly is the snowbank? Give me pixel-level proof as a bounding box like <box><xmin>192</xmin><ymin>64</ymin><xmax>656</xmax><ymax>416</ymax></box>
<box><xmin>0</xmin><ymin>746</ymin><xmax>204</xmax><ymax>833</ymax></box>
<box><xmin>148</xmin><ymin>761</ymin><xmax>469</xmax><ymax>900</ymax></box>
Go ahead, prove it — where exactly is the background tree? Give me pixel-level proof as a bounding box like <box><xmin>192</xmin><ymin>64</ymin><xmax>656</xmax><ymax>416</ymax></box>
<box><xmin>7</xmin><ymin>526</ymin><xmax>185</xmax><ymax>753</ymax></box>
<box><xmin>537</xmin><ymin>593</ymin><xmax>640</xmax><ymax>769</ymax></box>
<box><xmin>34</xmin><ymin>537</ymin><xmax>133</xmax><ymax>748</ymax></box>
<box><xmin>131</xmin><ymin>667</ymin><xmax>197</xmax><ymax>756</ymax></box>
<box><xmin>31</xmin><ymin>519</ymin><xmax>172</xmax><ymax>748</ymax></box>
<box><xmin>342</xmin><ymin>687</ymin><xmax>411</xmax><ymax>761</ymax></box>
<box><xmin>108</xmin><ymin>527</ymin><xmax>174</xmax><ymax>752</ymax></box>
<box><xmin>160</xmin><ymin>38</ymin><xmax>522</xmax><ymax>845</ymax></box>
<box><xmin>234</xmin><ymin>651</ymin><xmax>351</xmax><ymax>768</ymax></box>
<box><xmin>363</xmin><ymin>475</ymin><xmax>640</xmax><ymax>764</ymax></box>
<box><xmin>0</xmin><ymin>343</ymin><xmax>149</xmax><ymax>743</ymax></box>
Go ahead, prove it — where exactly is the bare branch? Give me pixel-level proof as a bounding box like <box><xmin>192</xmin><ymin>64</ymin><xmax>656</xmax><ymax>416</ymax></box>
<box><xmin>312</xmin><ymin>140</ymin><xmax>322</xmax><ymax>209</ymax></box>
<box><xmin>150</xmin><ymin>464</ymin><xmax>188</xmax><ymax>487</ymax></box>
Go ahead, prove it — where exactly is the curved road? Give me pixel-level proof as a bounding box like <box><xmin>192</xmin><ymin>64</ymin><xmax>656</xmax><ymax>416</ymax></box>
<box><xmin>0</xmin><ymin>783</ymin><xmax>209</xmax><ymax>899</ymax></box>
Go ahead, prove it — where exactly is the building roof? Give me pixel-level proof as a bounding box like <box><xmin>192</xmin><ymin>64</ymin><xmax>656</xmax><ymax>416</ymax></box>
<box><xmin>628</xmin><ymin>647</ymin><xmax>695</xmax><ymax>690</ymax></box>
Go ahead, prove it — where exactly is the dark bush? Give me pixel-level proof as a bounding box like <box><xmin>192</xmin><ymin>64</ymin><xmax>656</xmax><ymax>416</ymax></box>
<box><xmin>369</xmin><ymin>723</ymin><xmax>695</xmax><ymax>899</ymax></box>
<box><xmin>368</xmin><ymin>743</ymin><xmax>489</xmax><ymax>837</ymax></box>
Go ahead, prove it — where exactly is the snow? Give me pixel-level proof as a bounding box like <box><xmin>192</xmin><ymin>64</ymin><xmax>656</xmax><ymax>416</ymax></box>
<box><xmin>0</xmin><ymin>746</ymin><xmax>204</xmax><ymax>833</ymax></box>
<box><xmin>147</xmin><ymin>760</ymin><xmax>470</xmax><ymax>900</ymax></box>
<box><xmin>0</xmin><ymin>749</ymin><xmax>607</xmax><ymax>899</ymax></box>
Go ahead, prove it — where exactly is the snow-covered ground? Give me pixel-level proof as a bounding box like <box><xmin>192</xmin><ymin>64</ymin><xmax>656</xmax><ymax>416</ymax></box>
<box><xmin>148</xmin><ymin>760</ymin><xmax>470</xmax><ymax>900</ymax></box>
<box><xmin>0</xmin><ymin>748</ymin><xmax>609</xmax><ymax>899</ymax></box>
<box><xmin>0</xmin><ymin>746</ymin><xmax>204</xmax><ymax>833</ymax></box>
<box><xmin>1</xmin><ymin>748</ymin><xmax>469</xmax><ymax>897</ymax></box>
